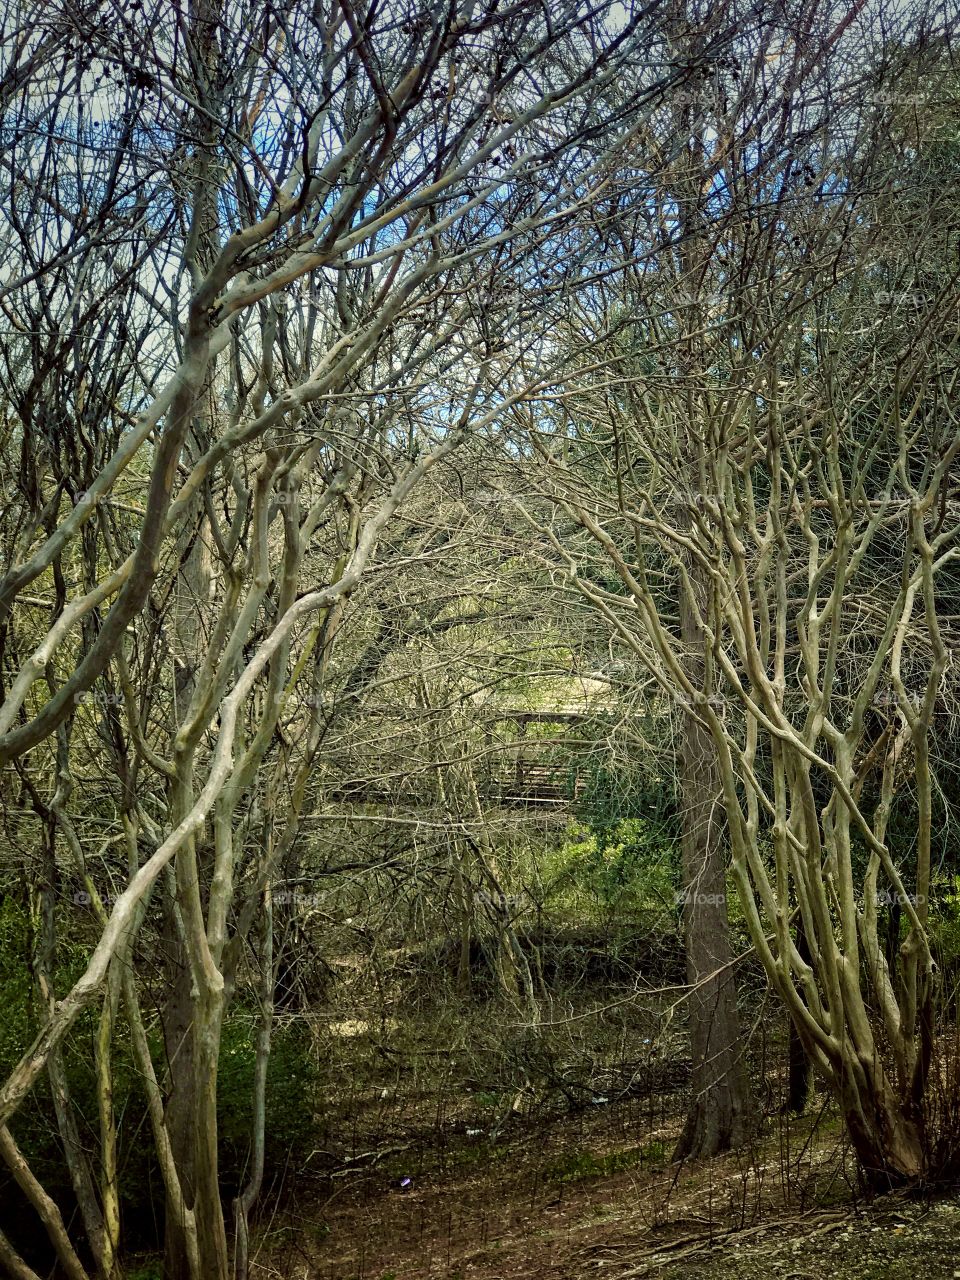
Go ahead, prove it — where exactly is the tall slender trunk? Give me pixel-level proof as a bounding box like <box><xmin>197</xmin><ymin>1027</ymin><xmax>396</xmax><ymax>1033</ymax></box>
<box><xmin>232</xmin><ymin>886</ymin><xmax>274</xmax><ymax>1280</ymax></box>
<box><xmin>161</xmin><ymin>913</ymin><xmax>199</xmax><ymax>1280</ymax></box>
<box><xmin>160</xmin><ymin>866</ymin><xmax>230</xmax><ymax>1280</ymax></box>
<box><xmin>673</xmin><ymin>567</ymin><xmax>754</xmax><ymax>1160</ymax></box>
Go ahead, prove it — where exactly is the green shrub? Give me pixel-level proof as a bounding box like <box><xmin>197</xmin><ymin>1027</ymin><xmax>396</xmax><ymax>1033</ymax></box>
<box><xmin>545</xmin><ymin>818</ymin><xmax>678</xmax><ymax>918</ymax></box>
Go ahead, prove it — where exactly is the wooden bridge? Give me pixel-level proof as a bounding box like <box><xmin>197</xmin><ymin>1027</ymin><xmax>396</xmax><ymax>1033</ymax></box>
<box><xmin>328</xmin><ymin>708</ymin><xmax>605</xmax><ymax>810</ymax></box>
<box><xmin>479</xmin><ymin>710</ymin><xmax>594</xmax><ymax>806</ymax></box>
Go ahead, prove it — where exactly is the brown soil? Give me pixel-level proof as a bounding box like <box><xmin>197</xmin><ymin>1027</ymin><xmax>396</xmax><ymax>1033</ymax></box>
<box><xmin>253</xmin><ymin>1096</ymin><xmax>960</xmax><ymax>1280</ymax></box>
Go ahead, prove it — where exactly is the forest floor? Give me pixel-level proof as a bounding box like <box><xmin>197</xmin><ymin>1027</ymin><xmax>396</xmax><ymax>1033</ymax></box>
<box><xmin>255</xmin><ymin>1089</ymin><xmax>960</xmax><ymax>1280</ymax></box>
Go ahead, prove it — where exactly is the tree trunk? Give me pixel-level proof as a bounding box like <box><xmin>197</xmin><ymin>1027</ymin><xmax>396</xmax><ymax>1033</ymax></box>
<box><xmin>161</xmin><ymin>916</ymin><xmax>199</xmax><ymax>1280</ymax></box>
<box><xmin>161</xmin><ymin>916</ymin><xmax>229</xmax><ymax>1280</ymax></box>
<box><xmin>838</xmin><ymin>1062</ymin><xmax>925</xmax><ymax>1189</ymax></box>
<box><xmin>673</xmin><ymin>569</ymin><xmax>754</xmax><ymax>1160</ymax></box>
<box><xmin>162</xmin><ymin>484</ymin><xmax>214</xmax><ymax>1280</ymax></box>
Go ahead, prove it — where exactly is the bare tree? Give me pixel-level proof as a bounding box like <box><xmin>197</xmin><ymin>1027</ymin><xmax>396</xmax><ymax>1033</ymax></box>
<box><xmin>513</xmin><ymin>0</ymin><xmax>960</xmax><ymax>1183</ymax></box>
<box><xmin>0</xmin><ymin>1</ymin><xmax>698</xmax><ymax>1275</ymax></box>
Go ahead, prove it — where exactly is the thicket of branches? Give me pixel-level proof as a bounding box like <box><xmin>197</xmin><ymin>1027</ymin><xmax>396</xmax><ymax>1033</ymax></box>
<box><xmin>1</xmin><ymin>0</ymin><xmax>960</xmax><ymax>1276</ymax></box>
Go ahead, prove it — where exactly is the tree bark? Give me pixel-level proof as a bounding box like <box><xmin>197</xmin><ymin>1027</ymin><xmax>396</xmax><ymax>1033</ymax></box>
<box><xmin>673</xmin><ymin>568</ymin><xmax>754</xmax><ymax>1161</ymax></box>
<box><xmin>839</xmin><ymin>1063</ymin><xmax>925</xmax><ymax>1189</ymax></box>
<box><xmin>161</xmin><ymin>912</ymin><xmax>199</xmax><ymax>1280</ymax></box>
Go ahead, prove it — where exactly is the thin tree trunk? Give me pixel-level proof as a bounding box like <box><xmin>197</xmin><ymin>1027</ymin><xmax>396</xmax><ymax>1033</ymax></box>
<box><xmin>454</xmin><ymin>859</ymin><xmax>473</xmax><ymax>997</ymax></box>
<box><xmin>161</xmin><ymin>892</ymin><xmax>200</xmax><ymax>1280</ymax></box>
<box><xmin>0</xmin><ymin>1126</ymin><xmax>89</xmax><ymax>1280</ymax></box>
<box><xmin>233</xmin><ymin>886</ymin><xmax>274</xmax><ymax>1280</ymax></box>
<box><xmin>163</xmin><ymin>490</ymin><xmax>214</xmax><ymax>1280</ymax></box>
<box><xmin>0</xmin><ymin>1228</ymin><xmax>44</xmax><ymax>1280</ymax></box>
<box><xmin>31</xmin><ymin>805</ymin><xmax>107</xmax><ymax>1268</ymax></box>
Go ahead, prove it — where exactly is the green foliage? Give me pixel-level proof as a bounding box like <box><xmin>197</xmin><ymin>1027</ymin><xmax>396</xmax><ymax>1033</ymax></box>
<box><xmin>217</xmin><ymin>1014</ymin><xmax>321</xmax><ymax>1194</ymax></box>
<box><xmin>547</xmin><ymin>820</ymin><xmax>678</xmax><ymax>917</ymax></box>
<box><xmin>576</xmin><ymin>758</ymin><xmax>678</xmax><ymax>831</ymax></box>
<box><xmin>127</xmin><ymin>1260</ymin><xmax>163</xmax><ymax>1280</ymax></box>
<box><xmin>542</xmin><ymin>758</ymin><xmax>682</xmax><ymax>917</ymax></box>
<box><xmin>473</xmin><ymin>1090</ymin><xmax>502</xmax><ymax>1109</ymax></box>
<box><xmin>0</xmin><ymin>896</ymin><xmax>321</xmax><ymax>1249</ymax></box>
<box><xmin>930</xmin><ymin>875</ymin><xmax>960</xmax><ymax>974</ymax></box>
